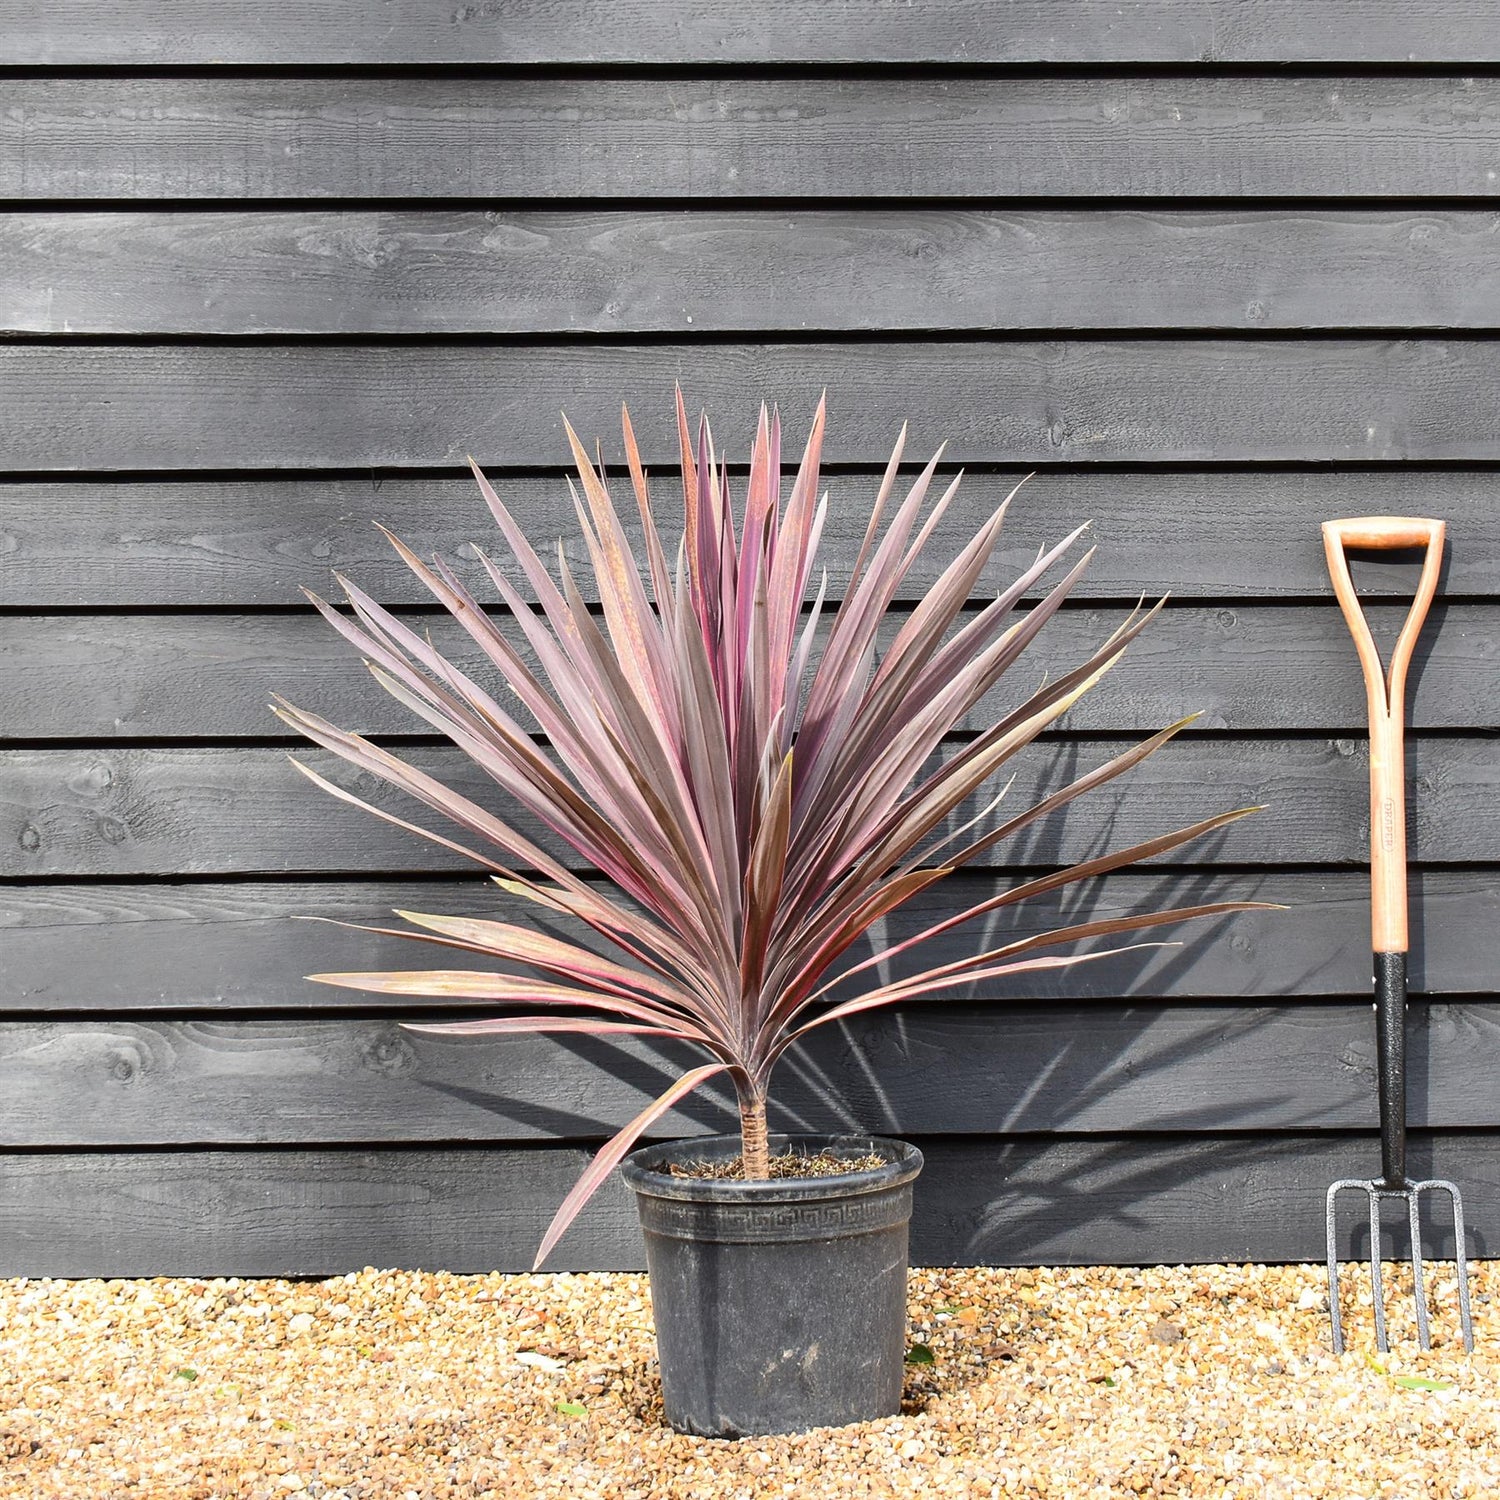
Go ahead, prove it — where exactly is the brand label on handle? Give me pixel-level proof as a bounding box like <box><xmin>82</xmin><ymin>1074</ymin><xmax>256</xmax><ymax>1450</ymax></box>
<box><xmin>1379</xmin><ymin>796</ymin><xmax>1397</xmax><ymax>852</ymax></box>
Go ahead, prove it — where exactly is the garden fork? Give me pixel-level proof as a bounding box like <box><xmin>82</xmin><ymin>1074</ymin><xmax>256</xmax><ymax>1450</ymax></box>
<box><xmin>1322</xmin><ymin>516</ymin><xmax>1473</xmax><ymax>1354</ymax></box>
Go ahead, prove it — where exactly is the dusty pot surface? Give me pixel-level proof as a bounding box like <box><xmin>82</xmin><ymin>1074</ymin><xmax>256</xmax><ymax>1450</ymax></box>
<box><xmin>620</xmin><ymin>1133</ymin><xmax>924</xmax><ymax>1438</ymax></box>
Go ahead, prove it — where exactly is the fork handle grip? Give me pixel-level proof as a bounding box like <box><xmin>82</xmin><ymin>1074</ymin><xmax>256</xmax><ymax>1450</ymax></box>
<box><xmin>1322</xmin><ymin>517</ymin><xmax>1445</xmax><ymax>954</ymax></box>
<box><xmin>1324</xmin><ymin>516</ymin><xmax>1443</xmax><ymax>551</ymax></box>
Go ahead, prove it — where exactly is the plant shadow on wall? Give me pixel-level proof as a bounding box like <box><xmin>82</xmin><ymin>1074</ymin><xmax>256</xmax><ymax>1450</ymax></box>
<box><xmin>401</xmin><ymin>830</ymin><xmax>1348</xmax><ymax>1266</ymax></box>
<box><xmin>274</xmin><ymin>391</ymin><xmax>1277</xmax><ymax>1267</ymax></box>
<box><xmin>273</xmin><ymin>393</ymin><xmax>1294</xmax><ymax>1436</ymax></box>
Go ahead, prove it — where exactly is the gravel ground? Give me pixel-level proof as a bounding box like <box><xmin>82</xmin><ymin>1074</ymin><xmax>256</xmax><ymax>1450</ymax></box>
<box><xmin>0</xmin><ymin>1260</ymin><xmax>1493</xmax><ymax>1499</ymax></box>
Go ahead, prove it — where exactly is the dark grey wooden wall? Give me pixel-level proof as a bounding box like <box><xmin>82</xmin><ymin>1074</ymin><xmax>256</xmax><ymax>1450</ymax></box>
<box><xmin>4</xmin><ymin>2</ymin><xmax>1500</xmax><ymax>1276</ymax></box>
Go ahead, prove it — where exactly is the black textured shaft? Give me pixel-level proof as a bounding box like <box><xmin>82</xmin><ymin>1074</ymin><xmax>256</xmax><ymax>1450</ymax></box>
<box><xmin>1374</xmin><ymin>951</ymin><xmax>1408</xmax><ymax>1188</ymax></box>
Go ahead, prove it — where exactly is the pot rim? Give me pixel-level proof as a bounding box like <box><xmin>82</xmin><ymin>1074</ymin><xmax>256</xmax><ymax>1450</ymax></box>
<box><xmin>620</xmin><ymin>1132</ymin><xmax>923</xmax><ymax>1204</ymax></box>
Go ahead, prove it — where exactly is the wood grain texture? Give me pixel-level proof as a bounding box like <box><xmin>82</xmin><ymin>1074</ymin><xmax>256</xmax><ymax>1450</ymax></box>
<box><xmin>12</xmin><ymin>210</ymin><xmax>1500</xmax><ymax>335</ymax></box>
<box><xmin>11</xmin><ymin>340</ymin><xmax>1500</xmax><ymax>472</ymax></box>
<box><xmin>8</xmin><ymin>470</ymin><xmax>1500</xmax><ymax>608</ymax></box>
<box><xmin>3</xmin><ymin>604</ymin><xmax>1494</xmax><ymax>740</ymax></box>
<box><xmin>8</xmin><ymin>11</ymin><xmax>1500</xmax><ymax>1279</ymax></box>
<box><xmin>14</xmin><ymin>870</ymin><xmax>1496</xmax><ymax>1012</ymax></box>
<box><xmin>3</xmin><ymin>869</ymin><xmax>1489</xmax><ymax>1010</ymax></box>
<box><xmin>4</xmin><ymin>999</ymin><xmax>1499</xmax><ymax>1147</ymax></box>
<box><xmin>925</xmin><ymin>1132</ymin><xmax>1500</xmax><ymax>1268</ymax></box>
<box><xmin>1</xmin><ymin>737</ymin><xmax>1492</xmax><ymax>878</ymax></box>
<box><xmin>1</xmin><ymin>2</ymin><xmax>1495</xmax><ymax>65</ymax></box>
<box><xmin>3</xmin><ymin>1133</ymin><xmax>1495</xmax><ymax>1275</ymax></box>
<box><xmin>6</xmin><ymin>77</ymin><xmax>1500</xmax><ymax>201</ymax></box>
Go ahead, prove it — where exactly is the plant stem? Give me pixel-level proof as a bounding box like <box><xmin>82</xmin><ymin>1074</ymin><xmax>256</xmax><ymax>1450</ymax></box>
<box><xmin>738</xmin><ymin>1085</ymin><xmax>770</xmax><ymax>1179</ymax></box>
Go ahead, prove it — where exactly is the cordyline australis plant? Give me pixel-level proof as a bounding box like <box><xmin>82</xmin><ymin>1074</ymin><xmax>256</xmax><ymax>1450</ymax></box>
<box><xmin>275</xmin><ymin>392</ymin><xmax>1269</xmax><ymax>1266</ymax></box>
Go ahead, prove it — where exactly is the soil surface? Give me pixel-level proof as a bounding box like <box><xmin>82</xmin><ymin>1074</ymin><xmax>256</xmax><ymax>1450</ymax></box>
<box><xmin>0</xmin><ymin>1261</ymin><xmax>1492</xmax><ymax>1498</ymax></box>
<box><xmin>660</xmin><ymin>1148</ymin><xmax>887</xmax><ymax>1180</ymax></box>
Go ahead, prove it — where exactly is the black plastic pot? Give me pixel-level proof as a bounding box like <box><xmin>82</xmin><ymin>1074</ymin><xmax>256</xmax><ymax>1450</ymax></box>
<box><xmin>619</xmin><ymin>1132</ymin><xmax>924</xmax><ymax>1437</ymax></box>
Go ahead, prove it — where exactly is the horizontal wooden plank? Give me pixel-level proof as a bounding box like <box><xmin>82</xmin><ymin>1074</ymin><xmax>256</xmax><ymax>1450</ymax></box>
<box><xmin>6</xmin><ymin>77</ymin><xmax>1500</xmax><ymax>202</ymax></box>
<box><xmin>8</xmin><ymin>470</ymin><xmax>1500</xmax><ymax>608</ymax></box>
<box><xmin>3</xmin><ymin>604</ymin><xmax>1492</xmax><ymax>740</ymax></box>
<box><xmin>0</xmin><ymin>1144</ymin><xmax>639</xmax><ymax>1276</ymax></box>
<box><xmin>13</xmin><ymin>210</ymin><xmax>1500</xmax><ymax>335</ymax></box>
<box><xmin>9</xmin><ymin>871</ymin><xmax>1497</xmax><ymax>1013</ymax></box>
<box><xmin>2</xmin><ymin>738</ymin><xmax>1494</xmax><ymax>877</ymax></box>
<box><xmin>2</xmin><ymin>2</ymin><xmax>1494</xmax><ymax>65</ymax></box>
<box><xmin>11</xmin><ymin>340</ymin><xmax>1500</xmax><ymax>472</ymax></box>
<box><xmin>3</xmin><ymin>1133</ymin><xmax>1495</xmax><ymax>1275</ymax></box>
<box><xmin>928</xmin><ymin>1133</ymin><xmax>1500</xmax><ymax>1268</ymax></box>
<box><xmin>5</xmin><ymin>998</ymin><xmax>1500</xmax><ymax>1147</ymax></box>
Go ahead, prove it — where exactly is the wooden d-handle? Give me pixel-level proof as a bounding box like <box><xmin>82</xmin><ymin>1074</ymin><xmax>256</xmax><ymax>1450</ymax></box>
<box><xmin>1324</xmin><ymin>516</ymin><xmax>1444</xmax><ymax>553</ymax></box>
<box><xmin>1321</xmin><ymin>516</ymin><xmax>1445</xmax><ymax>954</ymax></box>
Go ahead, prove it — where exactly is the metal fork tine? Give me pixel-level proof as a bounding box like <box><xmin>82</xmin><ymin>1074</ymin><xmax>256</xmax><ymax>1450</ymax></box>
<box><xmin>1449</xmin><ymin>1184</ymin><xmax>1477</xmax><ymax>1354</ymax></box>
<box><xmin>1326</xmin><ymin>1177</ymin><xmax>1474</xmax><ymax>1354</ymax></box>
<box><xmin>1417</xmin><ymin>1180</ymin><xmax>1476</xmax><ymax>1354</ymax></box>
<box><xmin>1406</xmin><ymin>1188</ymin><xmax>1432</xmax><ymax>1351</ymax></box>
<box><xmin>1369</xmin><ymin>1190</ymin><xmax>1388</xmax><ymax>1353</ymax></box>
<box><xmin>1326</xmin><ymin>1182</ymin><xmax>1347</xmax><ymax>1354</ymax></box>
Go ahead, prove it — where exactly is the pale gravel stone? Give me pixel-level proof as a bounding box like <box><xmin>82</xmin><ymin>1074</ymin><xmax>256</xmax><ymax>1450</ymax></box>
<box><xmin>0</xmin><ymin>1261</ymin><xmax>1494</xmax><ymax>1498</ymax></box>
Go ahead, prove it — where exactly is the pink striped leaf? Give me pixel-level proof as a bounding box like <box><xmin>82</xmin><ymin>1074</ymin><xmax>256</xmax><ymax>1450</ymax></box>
<box><xmin>281</xmin><ymin>391</ymin><xmax>1272</xmax><ymax>1262</ymax></box>
<box><xmin>532</xmin><ymin>1063</ymin><xmax>730</xmax><ymax>1270</ymax></box>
